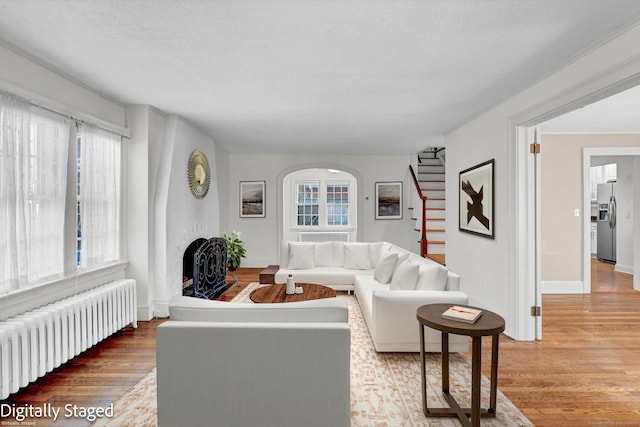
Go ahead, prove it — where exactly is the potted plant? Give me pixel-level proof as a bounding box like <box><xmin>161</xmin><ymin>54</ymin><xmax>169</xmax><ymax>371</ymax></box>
<box><xmin>222</xmin><ymin>231</ymin><xmax>246</xmax><ymax>270</ymax></box>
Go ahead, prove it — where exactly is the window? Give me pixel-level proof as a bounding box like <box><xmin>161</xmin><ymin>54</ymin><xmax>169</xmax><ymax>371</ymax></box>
<box><xmin>78</xmin><ymin>125</ymin><xmax>121</xmax><ymax>268</ymax></box>
<box><xmin>283</xmin><ymin>168</ymin><xmax>356</xmax><ymax>242</ymax></box>
<box><xmin>295</xmin><ymin>180</ymin><xmax>350</xmax><ymax>227</ymax></box>
<box><xmin>297</xmin><ymin>182</ymin><xmax>319</xmax><ymax>226</ymax></box>
<box><xmin>326</xmin><ymin>183</ymin><xmax>349</xmax><ymax>226</ymax></box>
<box><xmin>0</xmin><ymin>90</ymin><xmax>123</xmax><ymax>295</ymax></box>
<box><xmin>27</xmin><ymin>113</ymin><xmax>70</xmax><ymax>280</ymax></box>
<box><xmin>1</xmin><ymin>92</ymin><xmax>70</xmax><ymax>292</ymax></box>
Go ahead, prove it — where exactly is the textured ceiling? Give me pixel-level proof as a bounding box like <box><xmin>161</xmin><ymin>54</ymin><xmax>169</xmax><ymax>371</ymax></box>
<box><xmin>0</xmin><ymin>0</ymin><xmax>639</xmax><ymax>153</ymax></box>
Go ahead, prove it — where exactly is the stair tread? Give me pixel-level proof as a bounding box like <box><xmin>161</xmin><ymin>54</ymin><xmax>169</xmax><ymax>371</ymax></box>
<box><xmin>425</xmin><ymin>254</ymin><xmax>446</xmax><ymax>266</ymax></box>
<box><xmin>426</xmin><ymin>228</ymin><xmax>445</xmax><ymax>232</ymax></box>
<box><xmin>426</xmin><ymin>207</ymin><xmax>445</xmax><ymax>210</ymax></box>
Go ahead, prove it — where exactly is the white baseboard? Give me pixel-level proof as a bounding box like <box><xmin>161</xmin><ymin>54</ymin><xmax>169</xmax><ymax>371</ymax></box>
<box><xmin>614</xmin><ymin>264</ymin><xmax>633</xmax><ymax>275</ymax></box>
<box><xmin>138</xmin><ymin>306</ymin><xmax>155</xmax><ymax>321</ymax></box>
<box><xmin>541</xmin><ymin>281</ymin><xmax>584</xmax><ymax>294</ymax></box>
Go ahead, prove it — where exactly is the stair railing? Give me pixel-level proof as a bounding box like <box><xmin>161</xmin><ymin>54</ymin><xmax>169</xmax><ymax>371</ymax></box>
<box><xmin>409</xmin><ymin>165</ymin><xmax>428</xmax><ymax>257</ymax></box>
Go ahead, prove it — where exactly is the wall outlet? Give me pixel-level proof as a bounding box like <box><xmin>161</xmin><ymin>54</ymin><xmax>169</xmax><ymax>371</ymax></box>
<box><xmin>574</xmin><ymin>209</ymin><xmax>580</xmax><ymax>217</ymax></box>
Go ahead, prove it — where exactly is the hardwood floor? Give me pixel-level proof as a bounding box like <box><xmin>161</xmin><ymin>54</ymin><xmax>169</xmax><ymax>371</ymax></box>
<box><xmin>5</xmin><ymin>264</ymin><xmax>639</xmax><ymax>426</ymax></box>
<box><xmin>480</xmin><ymin>259</ymin><xmax>640</xmax><ymax>426</ymax></box>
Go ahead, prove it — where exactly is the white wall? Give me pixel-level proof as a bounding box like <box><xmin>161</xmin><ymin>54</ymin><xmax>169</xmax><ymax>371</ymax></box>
<box><xmin>126</xmin><ymin>106</ymin><xmax>153</xmax><ymax>320</ymax></box>
<box><xmin>227</xmin><ymin>153</ymin><xmax>415</xmax><ymax>267</ymax></box>
<box><xmin>0</xmin><ymin>43</ymin><xmax>125</xmax><ymax>132</ymax></box>
<box><xmin>445</xmin><ymin>23</ymin><xmax>640</xmax><ymax>340</ymax></box>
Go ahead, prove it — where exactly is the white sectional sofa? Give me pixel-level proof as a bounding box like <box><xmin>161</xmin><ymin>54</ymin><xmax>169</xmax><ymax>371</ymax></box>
<box><xmin>275</xmin><ymin>240</ymin><xmax>469</xmax><ymax>352</ymax></box>
<box><xmin>275</xmin><ymin>240</ymin><xmax>379</xmax><ymax>292</ymax></box>
<box><xmin>157</xmin><ymin>296</ymin><xmax>350</xmax><ymax>427</ymax></box>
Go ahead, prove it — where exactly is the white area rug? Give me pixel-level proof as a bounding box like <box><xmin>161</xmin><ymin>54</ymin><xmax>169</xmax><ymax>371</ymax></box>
<box><xmin>93</xmin><ymin>284</ymin><xmax>533</xmax><ymax>426</ymax></box>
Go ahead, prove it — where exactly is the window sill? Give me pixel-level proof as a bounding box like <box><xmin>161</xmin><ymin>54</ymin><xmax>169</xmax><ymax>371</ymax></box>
<box><xmin>0</xmin><ymin>261</ymin><xmax>128</xmax><ymax>321</ymax></box>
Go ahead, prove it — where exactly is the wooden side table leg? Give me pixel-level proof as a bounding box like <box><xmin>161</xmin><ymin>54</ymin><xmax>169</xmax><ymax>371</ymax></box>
<box><xmin>420</xmin><ymin>324</ymin><xmax>427</xmax><ymax>415</ymax></box>
<box><xmin>489</xmin><ymin>333</ymin><xmax>500</xmax><ymax>414</ymax></box>
<box><xmin>471</xmin><ymin>336</ymin><xmax>482</xmax><ymax>427</ymax></box>
<box><xmin>441</xmin><ymin>331</ymin><xmax>449</xmax><ymax>394</ymax></box>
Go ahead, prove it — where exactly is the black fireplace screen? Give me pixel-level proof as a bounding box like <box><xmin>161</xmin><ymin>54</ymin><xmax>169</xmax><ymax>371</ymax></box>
<box><xmin>183</xmin><ymin>237</ymin><xmax>230</xmax><ymax>300</ymax></box>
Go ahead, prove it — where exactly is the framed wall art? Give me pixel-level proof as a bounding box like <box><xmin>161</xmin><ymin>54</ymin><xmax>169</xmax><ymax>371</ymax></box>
<box><xmin>240</xmin><ymin>181</ymin><xmax>266</xmax><ymax>218</ymax></box>
<box><xmin>375</xmin><ymin>181</ymin><xmax>402</xmax><ymax>219</ymax></box>
<box><xmin>459</xmin><ymin>159</ymin><xmax>494</xmax><ymax>238</ymax></box>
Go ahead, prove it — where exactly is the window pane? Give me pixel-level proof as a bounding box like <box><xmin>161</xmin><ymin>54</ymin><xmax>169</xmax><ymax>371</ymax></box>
<box><xmin>78</xmin><ymin>125</ymin><xmax>121</xmax><ymax>268</ymax></box>
<box><xmin>326</xmin><ymin>182</ymin><xmax>349</xmax><ymax>227</ymax></box>
<box><xmin>297</xmin><ymin>182</ymin><xmax>319</xmax><ymax>227</ymax></box>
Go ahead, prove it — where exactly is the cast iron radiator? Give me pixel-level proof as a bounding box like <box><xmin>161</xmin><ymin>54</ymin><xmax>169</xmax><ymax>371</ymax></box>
<box><xmin>0</xmin><ymin>279</ymin><xmax>137</xmax><ymax>399</ymax></box>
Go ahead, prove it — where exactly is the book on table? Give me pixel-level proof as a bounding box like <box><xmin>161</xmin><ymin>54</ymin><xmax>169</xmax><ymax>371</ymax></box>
<box><xmin>442</xmin><ymin>305</ymin><xmax>482</xmax><ymax>324</ymax></box>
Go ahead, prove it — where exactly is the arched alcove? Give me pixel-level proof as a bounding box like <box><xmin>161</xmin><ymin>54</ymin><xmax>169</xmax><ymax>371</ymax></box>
<box><xmin>282</xmin><ymin>168</ymin><xmax>358</xmax><ymax>242</ymax></box>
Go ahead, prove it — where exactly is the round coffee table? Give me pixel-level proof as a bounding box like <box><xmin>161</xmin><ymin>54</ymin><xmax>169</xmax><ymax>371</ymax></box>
<box><xmin>249</xmin><ymin>283</ymin><xmax>337</xmax><ymax>303</ymax></box>
<box><xmin>416</xmin><ymin>303</ymin><xmax>505</xmax><ymax>427</ymax></box>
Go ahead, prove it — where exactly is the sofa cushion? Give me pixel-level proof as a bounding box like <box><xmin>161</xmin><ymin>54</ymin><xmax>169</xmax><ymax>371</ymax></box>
<box><xmin>415</xmin><ymin>263</ymin><xmax>449</xmax><ymax>291</ymax></box>
<box><xmin>368</xmin><ymin>242</ymin><xmax>385</xmax><ymax>266</ymax></box>
<box><xmin>288</xmin><ymin>242</ymin><xmax>315</xmax><ymax>269</ymax></box>
<box><xmin>313</xmin><ymin>241</ymin><xmax>334</xmax><ymax>267</ymax></box>
<box><xmin>390</xmin><ymin>250</ymin><xmax>410</xmax><ymax>278</ymax></box>
<box><xmin>373</xmin><ymin>251</ymin><xmax>398</xmax><ymax>284</ymax></box>
<box><xmin>169</xmin><ymin>296</ymin><xmax>349</xmax><ymax>323</ymax></box>
<box><xmin>343</xmin><ymin>243</ymin><xmax>371</xmax><ymax>270</ymax></box>
<box><xmin>389</xmin><ymin>260</ymin><xmax>420</xmax><ymax>290</ymax></box>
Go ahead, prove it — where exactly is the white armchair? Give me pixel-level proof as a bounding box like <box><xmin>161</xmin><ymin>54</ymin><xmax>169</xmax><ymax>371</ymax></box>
<box><xmin>156</xmin><ymin>297</ymin><xmax>351</xmax><ymax>427</ymax></box>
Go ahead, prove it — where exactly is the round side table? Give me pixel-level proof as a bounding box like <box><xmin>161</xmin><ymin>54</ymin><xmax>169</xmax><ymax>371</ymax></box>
<box><xmin>416</xmin><ymin>303</ymin><xmax>505</xmax><ymax>427</ymax></box>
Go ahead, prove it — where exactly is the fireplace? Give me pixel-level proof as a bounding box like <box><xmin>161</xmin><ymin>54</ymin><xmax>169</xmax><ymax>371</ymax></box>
<box><xmin>182</xmin><ymin>237</ymin><xmax>231</xmax><ymax>300</ymax></box>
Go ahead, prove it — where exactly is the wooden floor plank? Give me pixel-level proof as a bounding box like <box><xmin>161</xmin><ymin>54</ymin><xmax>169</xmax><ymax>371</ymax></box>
<box><xmin>4</xmin><ymin>263</ymin><xmax>639</xmax><ymax>426</ymax></box>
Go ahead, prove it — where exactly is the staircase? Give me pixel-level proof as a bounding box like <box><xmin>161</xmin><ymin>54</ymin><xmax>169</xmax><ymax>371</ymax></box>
<box><xmin>410</xmin><ymin>147</ymin><xmax>446</xmax><ymax>265</ymax></box>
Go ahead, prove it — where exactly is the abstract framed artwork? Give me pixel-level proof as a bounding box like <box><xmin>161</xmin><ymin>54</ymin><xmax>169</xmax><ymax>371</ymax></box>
<box><xmin>375</xmin><ymin>181</ymin><xmax>402</xmax><ymax>220</ymax></box>
<box><xmin>240</xmin><ymin>181</ymin><xmax>266</xmax><ymax>218</ymax></box>
<box><xmin>459</xmin><ymin>159</ymin><xmax>494</xmax><ymax>238</ymax></box>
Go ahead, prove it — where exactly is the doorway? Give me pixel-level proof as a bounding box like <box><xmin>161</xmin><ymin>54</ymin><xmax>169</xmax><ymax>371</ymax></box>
<box><xmin>520</xmin><ymin>85</ymin><xmax>640</xmax><ymax>339</ymax></box>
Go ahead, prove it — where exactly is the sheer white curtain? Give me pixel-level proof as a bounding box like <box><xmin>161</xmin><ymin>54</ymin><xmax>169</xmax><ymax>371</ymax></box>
<box><xmin>0</xmin><ymin>92</ymin><xmax>30</xmax><ymax>293</ymax></box>
<box><xmin>28</xmin><ymin>111</ymin><xmax>71</xmax><ymax>280</ymax></box>
<box><xmin>79</xmin><ymin>124</ymin><xmax>121</xmax><ymax>268</ymax></box>
<box><xmin>0</xmin><ymin>92</ymin><xmax>70</xmax><ymax>294</ymax></box>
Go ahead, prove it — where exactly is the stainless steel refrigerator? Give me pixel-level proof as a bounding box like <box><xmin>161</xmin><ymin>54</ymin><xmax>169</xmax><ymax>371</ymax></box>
<box><xmin>597</xmin><ymin>182</ymin><xmax>617</xmax><ymax>263</ymax></box>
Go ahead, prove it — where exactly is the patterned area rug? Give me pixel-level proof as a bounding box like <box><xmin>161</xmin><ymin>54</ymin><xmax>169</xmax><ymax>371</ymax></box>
<box><xmin>93</xmin><ymin>284</ymin><xmax>533</xmax><ymax>426</ymax></box>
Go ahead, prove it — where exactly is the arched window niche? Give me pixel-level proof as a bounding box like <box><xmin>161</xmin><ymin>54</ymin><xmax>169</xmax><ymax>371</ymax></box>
<box><xmin>282</xmin><ymin>168</ymin><xmax>357</xmax><ymax>242</ymax></box>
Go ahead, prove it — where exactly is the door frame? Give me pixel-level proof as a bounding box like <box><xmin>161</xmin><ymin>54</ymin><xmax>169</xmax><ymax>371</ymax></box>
<box><xmin>512</xmin><ymin>75</ymin><xmax>640</xmax><ymax>340</ymax></box>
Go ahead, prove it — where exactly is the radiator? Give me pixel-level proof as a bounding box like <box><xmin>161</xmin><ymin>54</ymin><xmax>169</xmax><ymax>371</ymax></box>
<box><xmin>0</xmin><ymin>279</ymin><xmax>137</xmax><ymax>399</ymax></box>
<box><xmin>298</xmin><ymin>231</ymin><xmax>350</xmax><ymax>242</ymax></box>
